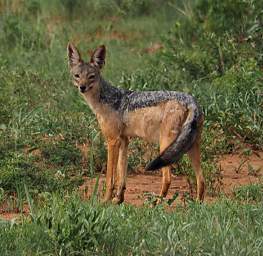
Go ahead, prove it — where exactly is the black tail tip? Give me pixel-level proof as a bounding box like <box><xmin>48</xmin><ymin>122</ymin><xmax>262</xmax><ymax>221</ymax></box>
<box><xmin>145</xmin><ymin>157</ymin><xmax>167</xmax><ymax>171</ymax></box>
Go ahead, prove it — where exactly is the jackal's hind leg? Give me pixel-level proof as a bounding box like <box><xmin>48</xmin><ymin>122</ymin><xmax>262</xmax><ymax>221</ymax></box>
<box><xmin>187</xmin><ymin>130</ymin><xmax>205</xmax><ymax>201</ymax></box>
<box><xmin>102</xmin><ymin>139</ymin><xmax>120</xmax><ymax>203</ymax></box>
<box><xmin>158</xmin><ymin>139</ymin><xmax>174</xmax><ymax>202</ymax></box>
<box><xmin>112</xmin><ymin>137</ymin><xmax>128</xmax><ymax>204</ymax></box>
<box><xmin>159</xmin><ymin>166</ymin><xmax>171</xmax><ymax>198</ymax></box>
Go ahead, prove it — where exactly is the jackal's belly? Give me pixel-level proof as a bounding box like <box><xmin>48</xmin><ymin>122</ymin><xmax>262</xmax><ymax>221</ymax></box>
<box><xmin>123</xmin><ymin>105</ymin><xmax>165</xmax><ymax>143</ymax></box>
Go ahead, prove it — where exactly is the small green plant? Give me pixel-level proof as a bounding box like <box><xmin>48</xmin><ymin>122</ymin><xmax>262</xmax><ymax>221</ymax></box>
<box><xmin>142</xmin><ymin>192</ymin><xmax>161</xmax><ymax>206</ymax></box>
<box><xmin>35</xmin><ymin>194</ymin><xmax>110</xmax><ymax>255</ymax></box>
<box><xmin>204</xmin><ymin>161</ymin><xmax>223</xmax><ymax>196</ymax></box>
<box><xmin>233</xmin><ymin>184</ymin><xmax>263</xmax><ymax>202</ymax></box>
<box><xmin>242</xmin><ymin>148</ymin><xmax>252</xmax><ymax>156</ymax></box>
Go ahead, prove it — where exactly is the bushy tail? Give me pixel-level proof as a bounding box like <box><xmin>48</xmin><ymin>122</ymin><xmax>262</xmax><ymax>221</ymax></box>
<box><xmin>145</xmin><ymin>105</ymin><xmax>200</xmax><ymax>171</ymax></box>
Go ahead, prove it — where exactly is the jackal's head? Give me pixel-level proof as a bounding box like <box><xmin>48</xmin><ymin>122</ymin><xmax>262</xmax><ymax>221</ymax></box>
<box><xmin>67</xmin><ymin>43</ymin><xmax>105</xmax><ymax>94</ymax></box>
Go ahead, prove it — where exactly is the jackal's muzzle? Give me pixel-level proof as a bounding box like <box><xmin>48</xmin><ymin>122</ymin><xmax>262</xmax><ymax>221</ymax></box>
<box><xmin>80</xmin><ymin>85</ymin><xmax>86</xmax><ymax>93</ymax></box>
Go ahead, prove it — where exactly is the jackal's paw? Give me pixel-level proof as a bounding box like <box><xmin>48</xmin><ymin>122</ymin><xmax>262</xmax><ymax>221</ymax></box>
<box><xmin>101</xmin><ymin>196</ymin><xmax>112</xmax><ymax>204</ymax></box>
<box><xmin>195</xmin><ymin>197</ymin><xmax>204</xmax><ymax>204</ymax></box>
<box><xmin>150</xmin><ymin>197</ymin><xmax>163</xmax><ymax>208</ymax></box>
<box><xmin>112</xmin><ymin>196</ymin><xmax>123</xmax><ymax>205</ymax></box>
<box><xmin>156</xmin><ymin>198</ymin><xmax>163</xmax><ymax>205</ymax></box>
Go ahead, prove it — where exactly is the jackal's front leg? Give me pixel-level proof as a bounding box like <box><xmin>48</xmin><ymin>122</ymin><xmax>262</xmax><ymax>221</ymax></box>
<box><xmin>102</xmin><ymin>139</ymin><xmax>120</xmax><ymax>203</ymax></box>
<box><xmin>112</xmin><ymin>137</ymin><xmax>128</xmax><ymax>204</ymax></box>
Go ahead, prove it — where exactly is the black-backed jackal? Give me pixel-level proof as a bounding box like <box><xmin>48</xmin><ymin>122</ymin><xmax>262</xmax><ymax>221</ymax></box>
<box><xmin>67</xmin><ymin>44</ymin><xmax>205</xmax><ymax>204</ymax></box>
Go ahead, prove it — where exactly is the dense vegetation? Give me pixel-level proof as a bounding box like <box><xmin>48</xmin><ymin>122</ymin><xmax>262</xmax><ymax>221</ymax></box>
<box><xmin>0</xmin><ymin>0</ymin><xmax>262</xmax><ymax>255</ymax></box>
<box><xmin>1</xmin><ymin>195</ymin><xmax>263</xmax><ymax>255</ymax></box>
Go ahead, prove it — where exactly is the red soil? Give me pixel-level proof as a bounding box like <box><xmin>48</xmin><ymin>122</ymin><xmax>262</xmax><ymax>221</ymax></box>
<box><xmin>79</xmin><ymin>151</ymin><xmax>263</xmax><ymax>206</ymax></box>
<box><xmin>0</xmin><ymin>204</ymin><xmax>30</xmax><ymax>221</ymax></box>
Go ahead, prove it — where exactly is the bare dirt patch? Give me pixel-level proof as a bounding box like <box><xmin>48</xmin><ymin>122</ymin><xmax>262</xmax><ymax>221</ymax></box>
<box><xmin>80</xmin><ymin>151</ymin><xmax>263</xmax><ymax>206</ymax></box>
<box><xmin>0</xmin><ymin>203</ymin><xmax>29</xmax><ymax>221</ymax></box>
<box><xmin>218</xmin><ymin>151</ymin><xmax>263</xmax><ymax>194</ymax></box>
<box><xmin>1</xmin><ymin>151</ymin><xmax>262</xmax><ymax>221</ymax></box>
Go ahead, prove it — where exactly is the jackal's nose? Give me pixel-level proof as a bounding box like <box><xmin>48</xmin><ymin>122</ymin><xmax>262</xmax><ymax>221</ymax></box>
<box><xmin>80</xmin><ymin>85</ymin><xmax>86</xmax><ymax>93</ymax></box>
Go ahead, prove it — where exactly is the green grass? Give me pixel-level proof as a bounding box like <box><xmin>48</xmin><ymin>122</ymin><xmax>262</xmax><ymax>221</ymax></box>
<box><xmin>233</xmin><ymin>184</ymin><xmax>263</xmax><ymax>203</ymax></box>
<box><xmin>1</xmin><ymin>194</ymin><xmax>263</xmax><ymax>255</ymax></box>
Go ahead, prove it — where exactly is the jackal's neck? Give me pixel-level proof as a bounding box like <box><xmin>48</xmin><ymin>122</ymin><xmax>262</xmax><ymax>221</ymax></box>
<box><xmin>82</xmin><ymin>77</ymin><xmax>130</xmax><ymax>114</ymax></box>
<box><xmin>99</xmin><ymin>78</ymin><xmax>129</xmax><ymax>110</ymax></box>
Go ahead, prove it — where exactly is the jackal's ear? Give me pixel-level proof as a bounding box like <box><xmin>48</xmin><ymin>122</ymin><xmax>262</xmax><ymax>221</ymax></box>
<box><xmin>90</xmin><ymin>45</ymin><xmax>106</xmax><ymax>69</ymax></box>
<box><xmin>67</xmin><ymin>43</ymin><xmax>82</xmax><ymax>68</ymax></box>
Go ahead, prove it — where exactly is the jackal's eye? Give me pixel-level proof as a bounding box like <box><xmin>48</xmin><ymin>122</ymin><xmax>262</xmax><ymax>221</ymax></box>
<box><xmin>88</xmin><ymin>74</ymin><xmax>95</xmax><ymax>80</ymax></box>
<box><xmin>74</xmin><ymin>74</ymin><xmax>80</xmax><ymax>79</ymax></box>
